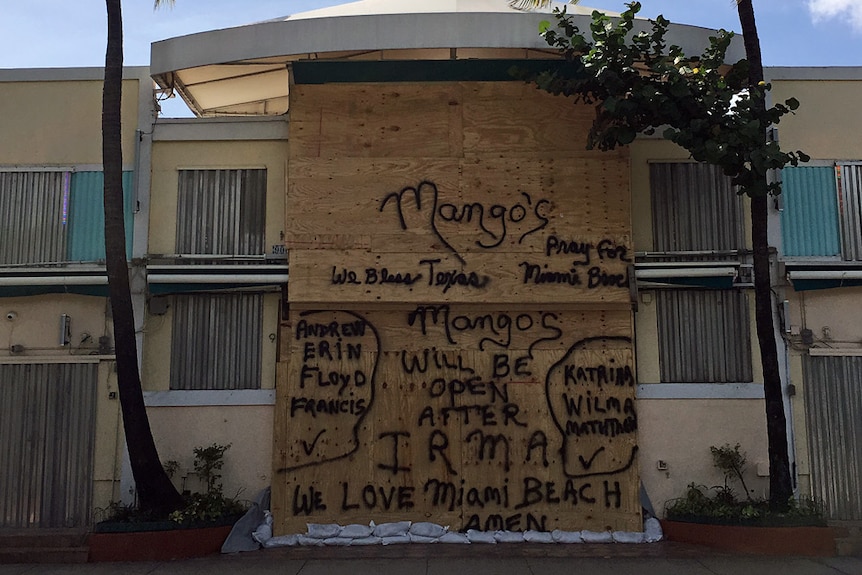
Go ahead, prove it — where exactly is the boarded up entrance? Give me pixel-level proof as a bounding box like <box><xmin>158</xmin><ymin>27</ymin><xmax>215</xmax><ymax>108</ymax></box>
<box><xmin>274</xmin><ymin>78</ymin><xmax>638</xmax><ymax>534</ymax></box>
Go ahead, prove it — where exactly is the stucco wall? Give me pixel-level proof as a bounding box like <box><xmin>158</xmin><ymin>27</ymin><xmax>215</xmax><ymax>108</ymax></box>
<box><xmin>772</xmin><ymin>79</ymin><xmax>862</xmax><ymax>160</ymax></box>
<box><xmin>141</xmin><ymin>292</ymin><xmax>280</xmax><ymax>392</ymax></box>
<box><xmin>786</xmin><ymin>286</ymin><xmax>862</xmax><ymax>351</ymax></box>
<box><xmin>0</xmin><ymin>295</ymin><xmax>111</xmax><ymax>356</ymax></box>
<box><xmin>0</xmin><ymin>296</ymin><xmax>125</xmax><ymax>515</ymax></box>
<box><xmin>0</xmin><ymin>78</ymin><xmax>140</xmax><ymax>166</ymax></box>
<box><xmin>629</xmin><ymin>137</ymin><xmax>769</xmax><ymax>513</ymax></box>
<box><xmin>638</xmin><ymin>398</ymin><xmax>770</xmax><ymax>515</ymax></box>
<box><xmin>773</xmin><ymin>76</ymin><xmax>862</xmax><ymax>507</ymax></box>
<box><xmin>149</xmin><ymin>139</ymin><xmax>288</xmax><ymax>255</ymax></box>
<box><xmin>146</xmin><ymin>405</ymin><xmax>274</xmax><ymax>502</ymax></box>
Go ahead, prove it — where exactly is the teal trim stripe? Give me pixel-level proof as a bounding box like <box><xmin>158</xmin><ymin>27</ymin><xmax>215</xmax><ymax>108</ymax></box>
<box><xmin>149</xmin><ymin>283</ymin><xmax>281</xmax><ymax>295</ymax></box>
<box><xmin>781</xmin><ymin>166</ymin><xmax>841</xmax><ymax>257</ymax></box>
<box><xmin>791</xmin><ymin>278</ymin><xmax>862</xmax><ymax>292</ymax></box>
<box><xmin>292</xmin><ymin>59</ymin><xmax>567</xmax><ymax>84</ymax></box>
<box><xmin>640</xmin><ymin>276</ymin><xmax>735</xmax><ymax>289</ymax></box>
<box><xmin>0</xmin><ymin>285</ymin><xmax>109</xmax><ymax>298</ymax></box>
<box><xmin>68</xmin><ymin>171</ymin><xmax>134</xmax><ymax>261</ymax></box>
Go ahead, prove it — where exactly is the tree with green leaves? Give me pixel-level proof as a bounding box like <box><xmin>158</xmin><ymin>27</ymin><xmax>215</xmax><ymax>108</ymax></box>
<box><xmin>103</xmin><ymin>0</ymin><xmax>184</xmax><ymax>516</ymax></box>
<box><xmin>513</xmin><ymin>0</ymin><xmax>806</xmax><ymax>509</ymax></box>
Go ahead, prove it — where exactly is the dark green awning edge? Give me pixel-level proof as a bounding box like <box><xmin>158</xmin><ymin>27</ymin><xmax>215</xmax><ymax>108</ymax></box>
<box><xmin>292</xmin><ymin>59</ymin><xmax>569</xmax><ymax>84</ymax></box>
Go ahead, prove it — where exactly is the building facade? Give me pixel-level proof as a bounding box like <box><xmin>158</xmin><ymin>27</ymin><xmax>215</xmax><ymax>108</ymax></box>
<box><xmin>1</xmin><ymin>1</ymin><xmax>859</xmax><ymax>533</ymax></box>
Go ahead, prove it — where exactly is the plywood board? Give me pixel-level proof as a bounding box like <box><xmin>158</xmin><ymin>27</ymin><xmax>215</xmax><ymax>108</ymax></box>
<box><xmin>275</xmin><ymin>79</ymin><xmax>639</xmax><ymax>536</ymax></box>
<box><xmin>288</xmin><ymin>248</ymin><xmax>632</xmax><ymax>305</ymax></box>
<box><xmin>273</xmin><ymin>307</ymin><xmax>639</xmax><ymax>535</ymax></box>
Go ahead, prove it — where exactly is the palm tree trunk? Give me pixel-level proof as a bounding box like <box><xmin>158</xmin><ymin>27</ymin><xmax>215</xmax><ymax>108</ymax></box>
<box><xmin>736</xmin><ymin>0</ymin><xmax>793</xmax><ymax>509</ymax></box>
<box><xmin>103</xmin><ymin>0</ymin><xmax>183</xmax><ymax>516</ymax></box>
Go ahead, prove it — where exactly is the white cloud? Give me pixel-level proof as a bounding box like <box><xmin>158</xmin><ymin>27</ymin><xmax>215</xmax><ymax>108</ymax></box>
<box><xmin>807</xmin><ymin>0</ymin><xmax>862</xmax><ymax>32</ymax></box>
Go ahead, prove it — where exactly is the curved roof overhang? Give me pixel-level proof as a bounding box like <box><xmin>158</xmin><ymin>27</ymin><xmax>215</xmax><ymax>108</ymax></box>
<box><xmin>150</xmin><ymin>0</ymin><xmax>745</xmax><ymax>117</ymax></box>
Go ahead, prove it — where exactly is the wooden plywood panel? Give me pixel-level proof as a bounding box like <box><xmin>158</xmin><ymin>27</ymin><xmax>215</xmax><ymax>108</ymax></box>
<box><xmin>285</xmin><ymin>152</ymin><xmax>632</xmax><ymax>305</ymax></box>
<box><xmin>276</xmin><ymin>79</ymin><xmax>639</xmax><ymax>536</ymax></box>
<box><xmin>288</xmin><ymin>248</ymin><xmax>632</xmax><ymax>305</ymax></box>
<box><xmin>272</xmin><ymin>306</ymin><xmax>639</xmax><ymax>535</ymax></box>
<box><xmin>289</xmin><ymin>84</ymin><xmax>461</xmax><ymax>159</ymax></box>
<box><xmin>286</xmin><ymin>155</ymin><xmax>629</xmax><ymax>247</ymax></box>
<box><xmin>462</xmin><ymin>83</ymin><xmax>618</xmax><ymax>157</ymax></box>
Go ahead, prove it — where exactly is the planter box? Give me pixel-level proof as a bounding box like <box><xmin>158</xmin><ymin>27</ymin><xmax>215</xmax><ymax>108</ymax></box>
<box><xmin>88</xmin><ymin>524</ymin><xmax>232</xmax><ymax>562</ymax></box>
<box><xmin>661</xmin><ymin>519</ymin><xmax>836</xmax><ymax>556</ymax></box>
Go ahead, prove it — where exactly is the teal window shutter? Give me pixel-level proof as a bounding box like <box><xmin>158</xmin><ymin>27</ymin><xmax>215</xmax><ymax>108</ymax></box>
<box><xmin>781</xmin><ymin>166</ymin><xmax>841</xmax><ymax>258</ymax></box>
<box><xmin>68</xmin><ymin>171</ymin><xmax>134</xmax><ymax>261</ymax></box>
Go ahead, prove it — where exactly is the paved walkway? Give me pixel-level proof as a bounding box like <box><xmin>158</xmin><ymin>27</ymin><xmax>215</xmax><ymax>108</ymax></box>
<box><xmin>2</xmin><ymin>543</ymin><xmax>862</xmax><ymax>575</ymax></box>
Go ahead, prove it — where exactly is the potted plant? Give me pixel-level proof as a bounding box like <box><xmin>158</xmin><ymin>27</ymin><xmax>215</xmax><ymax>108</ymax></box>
<box><xmin>89</xmin><ymin>443</ymin><xmax>247</xmax><ymax>562</ymax></box>
<box><xmin>661</xmin><ymin>444</ymin><xmax>835</xmax><ymax>556</ymax></box>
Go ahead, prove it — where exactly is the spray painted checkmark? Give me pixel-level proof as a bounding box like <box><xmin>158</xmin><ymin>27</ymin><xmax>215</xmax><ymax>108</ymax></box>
<box><xmin>301</xmin><ymin>430</ymin><xmax>326</xmax><ymax>456</ymax></box>
<box><xmin>578</xmin><ymin>447</ymin><xmax>606</xmax><ymax>470</ymax></box>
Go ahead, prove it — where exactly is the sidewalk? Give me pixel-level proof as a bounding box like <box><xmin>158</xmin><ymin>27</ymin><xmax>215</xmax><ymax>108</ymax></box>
<box><xmin>1</xmin><ymin>542</ymin><xmax>861</xmax><ymax>575</ymax></box>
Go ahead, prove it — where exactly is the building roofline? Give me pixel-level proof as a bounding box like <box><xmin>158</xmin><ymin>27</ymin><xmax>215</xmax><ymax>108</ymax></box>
<box><xmin>150</xmin><ymin>12</ymin><xmax>743</xmax><ymax>77</ymax></box>
<box><xmin>766</xmin><ymin>66</ymin><xmax>862</xmax><ymax>81</ymax></box>
<box><xmin>0</xmin><ymin>66</ymin><xmax>150</xmax><ymax>83</ymax></box>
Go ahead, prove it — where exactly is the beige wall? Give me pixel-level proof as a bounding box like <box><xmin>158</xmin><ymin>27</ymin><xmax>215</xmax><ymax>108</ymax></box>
<box><xmin>141</xmin><ymin>292</ymin><xmax>280</xmax><ymax>392</ymax></box>
<box><xmin>0</xmin><ymin>295</ymin><xmax>110</xmax><ymax>357</ymax></box>
<box><xmin>630</xmin><ymin>138</ymin><xmax>761</xmax><ymax>384</ymax></box>
<box><xmin>638</xmin><ymin>399</ymin><xmax>770</xmax><ymax>514</ymax></box>
<box><xmin>147</xmin><ymin>405</ymin><xmax>274</xmax><ymax>501</ymax></box>
<box><xmin>0</xmin><ymin>79</ymin><xmax>140</xmax><ymax>166</ymax></box>
<box><xmin>785</xmin><ymin>286</ymin><xmax>862</xmax><ymax>352</ymax></box>
<box><xmin>772</xmin><ymin>79</ymin><xmax>862</xmax><ymax>160</ymax></box>
<box><xmin>635</xmin><ymin>289</ymin><xmax>764</xmax><ymax>384</ymax></box>
<box><xmin>0</xmin><ymin>296</ymin><xmax>129</xmax><ymax>512</ymax></box>
<box><xmin>629</xmin><ymin>138</ymin><xmax>753</xmax><ymax>252</ymax></box>
<box><xmin>93</xmin><ymin>362</ymin><xmax>125</xmax><ymax>512</ymax></box>
<box><xmin>772</xmin><ymin>76</ymin><xmax>862</xmax><ymax>505</ymax></box>
<box><xmin>630</xmin><ymin>137</ymin><xmax>769</xmax><ymax>513</ymax></box>
<box><xmin>782</xmin><ymin>285</ymin><xmax>862</xmax><ymax>498</ymax></box>
<box><xmin>149</xmin><ymin>139</ymin><xmax>288</xmax><ymax>255</ymax></box>
<box><xmin>140</xmin><ymin>135</ymin><xmax>287</xmax><ymax>506</ymax></box>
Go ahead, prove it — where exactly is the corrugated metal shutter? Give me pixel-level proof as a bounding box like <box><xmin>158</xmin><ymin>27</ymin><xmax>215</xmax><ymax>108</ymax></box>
<box><xmin>650</xmin><ymin>163</ymin><xmax>745</xmax><ymax>254</ymax></box>
<box><xmin>656</xmin><ymin>290</ymin><xmax>753</xmax><ymax>383</ymax></box>
<box><xmin>838</xmin><ymin>164</ymin><xmax>862</xmax><ymax>261</ymax></box>
<box><xmin>0</xmin><ymin>363</ymin><xmax>97</xmax><ymax>528</ymax></box>
<box><xmin>0</xmin><ymin>171</ymin><xmax>69</xmax><ymax>265</ymax></box>
<box><xmin>781</xmin><ymin>166</ymin><xmax>841</xmax><ymax>258</ymax></box>
<box><xmin>170</xmin><ymin>293</ymin><xmax>263</xmax><ymax>390</ymax></box>
<box><xmin>803</xmin><ymin>355</ymin><xmax>862</xmax><ymax>521</ymax></box>
<box><xmin>175</xmin><ymin>169</ymin><xmax>266</xmax><ymax>255</ymax></box>
<box><xmin>68</xmin><ymin>171</ymin><xmax>135</xmax><ymax>262</ymax></box>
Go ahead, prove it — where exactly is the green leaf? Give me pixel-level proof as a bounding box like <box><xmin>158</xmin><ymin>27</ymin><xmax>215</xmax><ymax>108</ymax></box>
<box><xmin>539</xmin><ymin>20</ymin><xmax>552</xmax><ymax>34</ymax></box>
<box><xmin>785</xmin><ymin>97</ymin><xmax>800</xmax><ymax>111</ymax></box>
<box><xmin>617</xmin><ymin>127</ymin><xmax>637</xmax><ymax>145</ymax></box>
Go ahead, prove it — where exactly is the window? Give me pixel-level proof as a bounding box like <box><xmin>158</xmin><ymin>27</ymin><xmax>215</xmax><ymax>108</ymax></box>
<box><xmin>0</xmin><ymin>170</ymin><xmax>133</xmax><ymax>265</ymax></box>
<box><xmin>175</xmin><ymin>169</ymin><xmax>266</xmax><ymax>255</ymax></box>
<box><xmin>169</xmin><ymin>293</ymin><xmax>263</xmax><ymax>390</ymax></box>
<box><xmin>650</xmin><ymin>162</ymin><xmax>745</xmax><ymax>255</ymax></box>
<box><xmin>655</xmin><ymin>290</ymin><xmax>753</xmax><ymax>383</ymax></box>
<box><xmin>781</xmin><ymin>163</ymin><xmax>862</xmax><ymax>261</ymax></box>
<box><xmin>649</xmin><ymin>163</ymin><xmax>752</xmax><ymax>383</ymax></box>
<box><xmin>0</xmin><ymin>171</ymin><xmax>68</xmax><ymax>264</ymax></box>
<box><xmin>838</xmin><ymin>164</ymin><xmax>862</xmax><ymax>260</ymax></box>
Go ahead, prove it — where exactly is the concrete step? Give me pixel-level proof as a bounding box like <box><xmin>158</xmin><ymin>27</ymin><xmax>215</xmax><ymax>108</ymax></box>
<box><xmin>0</xmin><ymin>529</ymin><xmax>89</xmax><ymax>564</ymax></box>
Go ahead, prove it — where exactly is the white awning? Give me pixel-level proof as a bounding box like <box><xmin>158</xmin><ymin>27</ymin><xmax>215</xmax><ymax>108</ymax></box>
<box><xmin>150</xmin><ymin>0</ymin><xmax>743</xmax><ymax>117</ymax></box>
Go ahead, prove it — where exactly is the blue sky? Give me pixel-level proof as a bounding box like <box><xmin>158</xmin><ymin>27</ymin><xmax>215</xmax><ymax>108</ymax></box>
<box><xmin>3</xmin><ymin>0</ymin><xmax>862</xmax><ymax>116</ymax></box>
